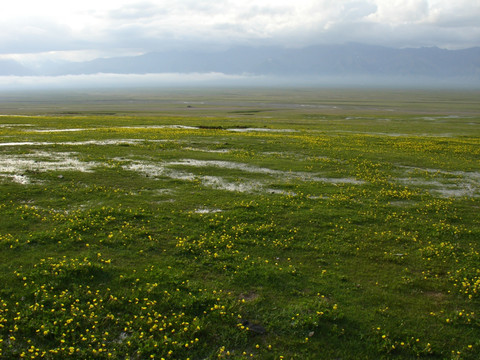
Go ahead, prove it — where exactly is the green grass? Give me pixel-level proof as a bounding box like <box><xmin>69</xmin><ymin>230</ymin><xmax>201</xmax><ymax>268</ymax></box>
<box><xmin>0</xmin><ymin>88</ymin><xmax>479</xmax><ymax>359</ymax></box>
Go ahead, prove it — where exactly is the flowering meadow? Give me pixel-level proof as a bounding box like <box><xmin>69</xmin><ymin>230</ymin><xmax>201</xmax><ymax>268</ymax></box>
<box><xmin>0</xmin><ymin>89</ymin><xmax>479</xmax><ymax>359</ymax></box>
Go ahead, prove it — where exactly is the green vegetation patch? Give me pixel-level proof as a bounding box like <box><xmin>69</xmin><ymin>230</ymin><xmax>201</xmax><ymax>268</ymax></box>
<box><xmin>0</xmin><ymin>89</ymin><xmax>479</xmax><ymax>359</ymax></box>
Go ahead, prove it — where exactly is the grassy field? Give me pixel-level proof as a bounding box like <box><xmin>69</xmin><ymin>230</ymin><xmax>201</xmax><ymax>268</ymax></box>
<box><xmin>0</xmin><ymin>88</ymin><xmax>479</xmax><ymax>359</ymax></box>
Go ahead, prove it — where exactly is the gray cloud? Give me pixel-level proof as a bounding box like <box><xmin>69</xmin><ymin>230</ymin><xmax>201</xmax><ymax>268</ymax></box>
<box><xmin>340</xmin><ymin>1</ymin><xmax>378</xmax><ymax>21</ymax></box>
<box><xmin>1</xmin><ymin>0</ymin><xmax>479</xmax><ymax>62</ymax></box>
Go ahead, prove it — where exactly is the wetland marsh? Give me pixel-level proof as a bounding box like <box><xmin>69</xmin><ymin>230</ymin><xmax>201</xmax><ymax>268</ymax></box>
<box><xmin>0</xmin><ymin>88</ymin><xmax>479</xmax><ymax>359</ymax></box>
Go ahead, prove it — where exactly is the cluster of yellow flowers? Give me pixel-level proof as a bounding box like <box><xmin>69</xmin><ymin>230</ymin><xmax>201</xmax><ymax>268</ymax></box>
<box><xmin>1</xmin><ymin>255</ymin><xmax>246</xmax><ymax>359</ymax></box>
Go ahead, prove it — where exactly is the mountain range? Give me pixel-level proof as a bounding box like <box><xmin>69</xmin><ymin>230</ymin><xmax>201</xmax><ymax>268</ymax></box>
<box><xmin>2</xmin><ymin>43</ymin><xmax>480</xmax><ymax>81</ymax></box>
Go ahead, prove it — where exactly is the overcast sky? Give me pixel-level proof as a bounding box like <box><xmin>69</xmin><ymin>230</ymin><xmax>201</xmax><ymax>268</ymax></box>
<box><xmin>2</xmin><ymin>0</ymin><xmax>480</xmax><ymax>64</ymax></box>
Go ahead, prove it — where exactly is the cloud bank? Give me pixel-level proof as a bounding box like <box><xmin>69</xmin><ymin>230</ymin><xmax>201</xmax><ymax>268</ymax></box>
<box><xmin>0</xmin><ymin>73</ymin><xmax>263</xmax><ymax>90</ymax></box>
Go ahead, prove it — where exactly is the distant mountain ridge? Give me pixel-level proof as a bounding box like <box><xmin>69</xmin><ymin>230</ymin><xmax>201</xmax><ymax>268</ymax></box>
<box><xmin>0</xmin><ymin>59</ymin><xmax>35</xmax><ymax>76</ymax></box>
<box><xmin>4</xmin><ymin>43</ymin><xmax>480</xmax><ymax>80</ymax></box>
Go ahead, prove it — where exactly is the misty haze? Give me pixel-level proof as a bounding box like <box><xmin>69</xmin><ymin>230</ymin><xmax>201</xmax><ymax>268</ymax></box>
<box><xmin>1</xmin><ymin>43</ymin><xmax>480</xmax><ymax>90</ymax></box>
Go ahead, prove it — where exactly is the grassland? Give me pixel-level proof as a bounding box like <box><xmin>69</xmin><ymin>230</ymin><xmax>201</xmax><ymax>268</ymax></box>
<box><xmin>0</xmin><ymin>88</ymin><xmax>479</xmax><ymax>359</ymax></box>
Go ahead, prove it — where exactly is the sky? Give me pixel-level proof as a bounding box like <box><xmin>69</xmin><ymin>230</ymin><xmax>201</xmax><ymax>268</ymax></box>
<box><xmin>1</xmin><ymin>0</ymin><xmax>480</xmax><ymax>65</ymax></box>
